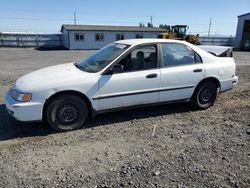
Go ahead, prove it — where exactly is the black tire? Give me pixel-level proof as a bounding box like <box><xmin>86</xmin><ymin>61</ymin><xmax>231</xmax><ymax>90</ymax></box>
<box><xmin>191</xmin><ymin>81</ymin><xmax>218</xmax><ymax>110</ymax></box>
<box><xmin>46</xmin><ymin>94</ymin><xmax>88</xmax><ymax>131</ymax></box>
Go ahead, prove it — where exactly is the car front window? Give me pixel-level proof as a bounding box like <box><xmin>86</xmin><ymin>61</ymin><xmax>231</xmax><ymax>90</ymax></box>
<box><xmin>75</xmin><ymin>43</ymin><xmax>130</xmax><ymax>73</ymax></box>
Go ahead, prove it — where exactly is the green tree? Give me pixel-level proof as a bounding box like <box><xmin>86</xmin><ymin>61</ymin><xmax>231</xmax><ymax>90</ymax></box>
<box><xmin>159</xmin><ymin>24</ymin><xmax>171</xmax><ymax>31</ymax></box>
<box><xmin>139</xmin><ymin>22</ymin><xmax>145</xmax><ymax>27</ymax></box>
<box><xmin>147</xmin><ymin>22</ymin><xmax>153</xmax><ymax>28</ymax></box>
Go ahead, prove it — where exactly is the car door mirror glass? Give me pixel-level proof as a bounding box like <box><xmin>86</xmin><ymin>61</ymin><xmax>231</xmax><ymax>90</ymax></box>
<box><xmin>110</xmin><ymin>64</ymin><xmax>124</xmax><ymax>74</ymax></box>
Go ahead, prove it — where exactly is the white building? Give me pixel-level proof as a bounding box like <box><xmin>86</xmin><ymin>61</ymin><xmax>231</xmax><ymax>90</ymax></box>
<box><xmin>235</xmin><ymin>13</ymin><xmax>250</xmax><ymax>48</ymax></box>
<box><xmin>61</xmin><ymin>24</ymin><xmax>166</xmax><ymax>50</ymax></box>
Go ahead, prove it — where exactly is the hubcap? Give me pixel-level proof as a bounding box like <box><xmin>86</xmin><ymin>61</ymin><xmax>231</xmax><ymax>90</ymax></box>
<box><xmin>56</xmin><ymin>103</ymin><xmax>79</xmax><ymax>124</ymax></box>
<box><xmin>201</xmin><ymin>89</ymin><xmax>212</xmax><ymax>102</ymax></box>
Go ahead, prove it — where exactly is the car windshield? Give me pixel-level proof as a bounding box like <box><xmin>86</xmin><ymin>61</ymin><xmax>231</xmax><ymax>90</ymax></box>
<box><xmin>75</xmin><ymin>43</ymin><xmax>130</xmax><ymax>73</ymax></box>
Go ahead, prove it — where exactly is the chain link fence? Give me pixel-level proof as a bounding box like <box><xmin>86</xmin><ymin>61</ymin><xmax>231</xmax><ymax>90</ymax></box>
<box><xmin>199</xmin><ymin>36</ymin><xmax>235</xmax><ymax>46</ymax></box>
<box><xmin>0</xmin><ymin>32</ymin><xmax>62</xmax><ymax>49</ymax></box>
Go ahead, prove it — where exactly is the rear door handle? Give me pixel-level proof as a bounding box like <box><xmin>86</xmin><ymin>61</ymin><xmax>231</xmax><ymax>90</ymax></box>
<box><xmin>146</xmin><ymin>73</ymin><xmax>157</xmax><ymax>79</ymax></box>
<box><xmin>193</xmin><ymin>68</ymin><xmax>203</xmax><ymax>73</ymax></box>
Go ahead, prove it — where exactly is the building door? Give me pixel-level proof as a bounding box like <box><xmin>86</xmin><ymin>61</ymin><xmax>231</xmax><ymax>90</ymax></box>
<box><xmin>242</xmin><ymin>20</ymin><xmax>250</xmax><ymax>40</ymax></box>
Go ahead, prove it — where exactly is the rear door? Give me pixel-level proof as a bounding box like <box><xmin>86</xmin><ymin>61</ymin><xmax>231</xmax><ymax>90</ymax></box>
<box><xmin>159</xmin><ymin>43</ymin><xmax>204</xmax><ymax>102</ymax></box>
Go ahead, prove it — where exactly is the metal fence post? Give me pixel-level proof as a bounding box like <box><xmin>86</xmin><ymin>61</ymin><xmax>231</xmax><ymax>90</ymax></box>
<box><xmin>0</xmin><ymin>32</ymin><xmax>3</xmax><ymax>47</ymax></box>
<box><xmin>36</xmin><ymin>33</ymin><xmax>37</xmax><ymax>48</ymax></box>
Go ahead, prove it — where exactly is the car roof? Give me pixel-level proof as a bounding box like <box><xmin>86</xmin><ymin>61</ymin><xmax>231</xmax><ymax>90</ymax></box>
<box><xmin>115</xmin><ymin>38</ymin><xmax>188</xmax><ymax>46</ymax></box>
<box><xmin>114</xmin><ymin>38</ymin><xmax>217</xmax><ymax>62</ymax></box>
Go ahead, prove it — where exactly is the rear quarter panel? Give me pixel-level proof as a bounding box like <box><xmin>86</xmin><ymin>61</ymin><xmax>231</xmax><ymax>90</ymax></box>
<box><xmin>203</xmin><ymin>57</ymin><xmax>236</xmax><ymax>92</ymax></box>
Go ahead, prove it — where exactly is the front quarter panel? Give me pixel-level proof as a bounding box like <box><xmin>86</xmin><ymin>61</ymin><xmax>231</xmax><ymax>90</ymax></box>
<box><xmin>14</xmin><ymin>70</ymin><xmax>100</xmax><ymax>119</ymax></box>
<box><xmin>41</xmin><ymin>75</ymin><xmax>100</xmax><ymax>111</ymax></box>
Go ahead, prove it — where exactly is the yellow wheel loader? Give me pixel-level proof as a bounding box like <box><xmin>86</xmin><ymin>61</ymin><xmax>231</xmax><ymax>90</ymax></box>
<box><xmin>157</xmin><ymin>25</ymin><xmax>200</xmax><ymax>45</ymax></box>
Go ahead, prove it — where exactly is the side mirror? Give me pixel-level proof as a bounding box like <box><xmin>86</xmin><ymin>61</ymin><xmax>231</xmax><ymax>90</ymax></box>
<box><xmin>110</xmin><ymin>64</ymin><xmax>124</xmax><ymax>74</ymax></box>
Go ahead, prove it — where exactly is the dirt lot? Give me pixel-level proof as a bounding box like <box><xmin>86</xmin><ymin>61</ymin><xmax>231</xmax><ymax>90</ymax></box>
<box><xmin>0</xmin><ymin>48</ymin><xmax>249</xmax><ymax>188</ymax></box>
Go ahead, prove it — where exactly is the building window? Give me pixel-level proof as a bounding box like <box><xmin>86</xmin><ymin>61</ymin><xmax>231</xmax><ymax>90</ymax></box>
<box><xmin>74</xmin><ymin>33</ymin><xmax>84</xmax><ymax>41</ymax></box>
<box><xmin>135</xmin><ymin>33</ymin><xmax>143</xmax><ymax>39</ymax></box>
<box><xmin>116</xmin><ymin>34</ymin><xmax>124</xmax><ymax>40</ymax></box>
<box><xmin>95</xmin><ymin>33</ymin><xmax>104</xmax><ymax>41</ymax></box>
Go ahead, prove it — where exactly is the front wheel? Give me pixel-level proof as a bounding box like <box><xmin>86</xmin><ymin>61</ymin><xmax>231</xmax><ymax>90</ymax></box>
<box><xmin>46</xmin><ymin>94</ymin><xmax>88</xmax><ymax>131</ymax></box>
<box><xmin>191</xmin><ymin>81</ymin><xmax>218</xmax><ymax>109</ymax></box>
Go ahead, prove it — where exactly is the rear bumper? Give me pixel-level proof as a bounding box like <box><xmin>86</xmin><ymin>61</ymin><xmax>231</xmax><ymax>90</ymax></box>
<box><xmin>4</xmin><ymin>90</ymin><xmax>44</xmax><ymax>122</ymax></box>
<box><xmin>220</xmin><ymin>76</ymin><xmax>238</xmax><ymax>92</ymax></box>
<box><xmin>232</xmin><ymin>76</ymin><xmax>238</xmax><ymax>87</ymax></box>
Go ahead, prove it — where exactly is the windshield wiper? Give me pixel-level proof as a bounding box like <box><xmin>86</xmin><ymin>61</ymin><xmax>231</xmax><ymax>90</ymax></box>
<box><xmin>74</xmin><ymin>63</ymin><xmax>86</xmax><ymax>72</ymax></box>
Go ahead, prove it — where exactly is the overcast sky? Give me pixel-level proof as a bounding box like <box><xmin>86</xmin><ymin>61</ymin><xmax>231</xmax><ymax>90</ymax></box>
<box><xmin>0</xmin><ymin>0</ymin><xmax>249</xmax><ymax>36</ymax></box>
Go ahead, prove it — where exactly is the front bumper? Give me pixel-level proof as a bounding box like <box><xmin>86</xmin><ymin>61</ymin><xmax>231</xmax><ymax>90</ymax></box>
<box><xmin>4</xmin><ymin>90</ymin><xmax>44</xmax><ymax>122</ymax></box>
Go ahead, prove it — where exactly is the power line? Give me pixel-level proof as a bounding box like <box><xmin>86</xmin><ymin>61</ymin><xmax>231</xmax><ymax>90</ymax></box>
<box><xmin>0</xmin><ymin>16</ymin><xmax>216</xmax><ymax>25</ymax></box>
<box><xmin>0</xmin><ymin>8</ymin><xmax>152</xmax><ymax>18</ymax></box>
<box><xmin>0</xmin><ymin>9</ymin><xmax>237</xmax><ymax>35</ymax></box>
<box><xmin>0</xmin><ymin>8</ymin><xmax>238</xmax><ymax>23</ymax></box>
<box><xmin>0</xmin><ymin>9</ymin><xmax>237</xmax><ymax>26</ymax></box>
<box><xmin>0</xmin><ymin>16</ymin><xmax>147</xmax><ymax>25</ymax></box>
<box><xmin>0</xmin><ymin>15</ymin><xmax>236</xmax><ymax>29</ymax></box>
<box><xmin>0</xmin><ymin>16</ymin><xmax>72</xmax><ymax>21</ymax></box>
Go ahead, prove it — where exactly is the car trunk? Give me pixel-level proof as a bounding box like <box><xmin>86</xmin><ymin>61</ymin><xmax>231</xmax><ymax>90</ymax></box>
<box><xmin>198</xmin><ymin>45</ymin><xmax>233</xmax><ymax>57</ymax></box>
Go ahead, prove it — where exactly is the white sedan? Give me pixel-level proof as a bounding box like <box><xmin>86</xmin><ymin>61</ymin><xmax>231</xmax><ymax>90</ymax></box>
<box><xmin>5</xmin><ymin>39</ymin><xmax>238</xmax><ymax>131</ymax></box>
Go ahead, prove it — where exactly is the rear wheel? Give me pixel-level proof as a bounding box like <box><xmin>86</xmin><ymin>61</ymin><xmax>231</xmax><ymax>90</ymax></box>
<box><xmin>46</xmin><ymin>94</ymin><xmax>88</xmax><ymax>131</ymax></box>
<box><xmin>191</xmin><ymin>81</ymin><xmax>218</xmax><ymax>109</ymax></box>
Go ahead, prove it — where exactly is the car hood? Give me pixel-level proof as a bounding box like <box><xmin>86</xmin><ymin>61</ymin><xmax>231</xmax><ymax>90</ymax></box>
<box><xmin>15</xmin><ymin>63</ymin><xmax>93</xmax><ymax>91</ymax></box>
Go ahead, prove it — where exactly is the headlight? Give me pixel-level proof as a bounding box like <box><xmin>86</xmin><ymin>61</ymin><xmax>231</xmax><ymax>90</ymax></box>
<box><xmin>11</xmin><ymin>89</ymin><xmax>32</xmax><ymax>102</ymax></box>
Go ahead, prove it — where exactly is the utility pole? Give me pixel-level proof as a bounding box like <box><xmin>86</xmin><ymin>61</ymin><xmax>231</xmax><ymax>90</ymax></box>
<box><xmin>150</xmin><ymin>16</ymin><xmax>153</xmax><ymax>26</ymax></box>
<box><xmin>74</xmin><ymin>12</ymin><xmax>77</xmax><ymax>25</ymax></box>
<box><xmin>208</xmin><ymin>18</ymin><xmax>212</xmax><ymax>37</ymax></box>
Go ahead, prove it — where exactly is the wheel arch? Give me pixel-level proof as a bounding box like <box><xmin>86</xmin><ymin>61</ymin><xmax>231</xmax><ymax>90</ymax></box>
<box><xmin>192</xmin><ymin>77</ymin><xmax>221</xmax><ymax>98</ymax></box>
<box><xmin>190</xmin><ymin>77</ymin><xmax>220</xmax><ymax>109</ymax></box>
<box><xmin>42</xmin><ymin>90</ymin><xmax>93</xmax><ymax>120</ymax></box>
<box><xmin>196</xmin><ymin>77</ymin><xmax>221</xmax><ymax>90</ymax></box>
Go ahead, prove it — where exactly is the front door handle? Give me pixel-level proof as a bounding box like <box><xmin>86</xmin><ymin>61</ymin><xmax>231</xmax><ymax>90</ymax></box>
<box><xmin>146</xmin><ymin>73</ymin><xmax>157</xmax><ymax>79</ymax></box>
<box><xmin>193</xmin><ymin>68</ymin><xmax>203</xmax><ymax>73</ymax></box>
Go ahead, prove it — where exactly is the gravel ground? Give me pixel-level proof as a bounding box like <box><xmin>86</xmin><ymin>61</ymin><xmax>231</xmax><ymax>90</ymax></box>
<box><xmin>0</xmin><ymin>48</ymin><xmax>249</xmax><ymax>188</ymax></box>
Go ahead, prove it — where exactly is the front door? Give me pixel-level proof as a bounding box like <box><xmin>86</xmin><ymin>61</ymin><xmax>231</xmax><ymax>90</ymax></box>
<box><xmin>96</xmin><ymin>44</ymin><xmax>161</xmax><ymax>110</ymax></box>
